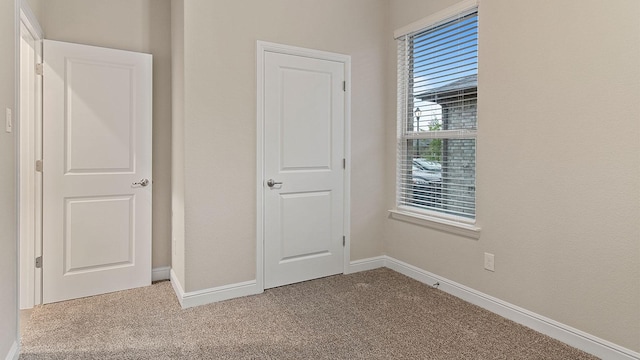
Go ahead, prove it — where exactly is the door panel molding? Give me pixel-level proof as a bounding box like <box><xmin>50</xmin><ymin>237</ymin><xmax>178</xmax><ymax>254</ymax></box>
<box><xmin>256</xmin><ymin>41</ymin><xmax>351</xmax><ymax>291</ymax></box>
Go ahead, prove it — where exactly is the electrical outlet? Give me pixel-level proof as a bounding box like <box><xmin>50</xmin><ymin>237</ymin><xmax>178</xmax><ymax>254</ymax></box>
<box><xmin>484</xmin><ymin>252</ymin><xmax>495</xmax><ymax>272</ymax></box>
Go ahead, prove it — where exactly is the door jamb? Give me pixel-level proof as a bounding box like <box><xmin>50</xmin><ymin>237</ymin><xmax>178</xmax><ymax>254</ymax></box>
<box><xmin>18</xmin><ymin>0</ymin><xmax>43</xmax><ymax>310</ymax></box>
<box><xmin>255</xmin><ymin>41</ymin><xmax>351</xmax><ymax>292</ymax></box>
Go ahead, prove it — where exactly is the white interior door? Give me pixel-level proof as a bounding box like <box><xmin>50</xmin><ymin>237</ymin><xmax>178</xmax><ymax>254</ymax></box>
<box><xmin>43</xmin><ymin>40</ymin><xmax>152</xmax><ymax>303</ymax></box>
<box><xmin>263</xmin><ymin>50</ymin><xmax>345</xmax><ymax>289</ymax></box>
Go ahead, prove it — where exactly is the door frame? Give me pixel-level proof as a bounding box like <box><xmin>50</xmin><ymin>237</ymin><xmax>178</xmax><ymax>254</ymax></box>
<box><xmin>255</xmin><ymin>41</ymin><xmax>351</xmax><ymax>292</ymax></box>
<box><xmin>18</xmin><ymin>0</ymin><xmax>43</xmax><ymax>310</ymax></box>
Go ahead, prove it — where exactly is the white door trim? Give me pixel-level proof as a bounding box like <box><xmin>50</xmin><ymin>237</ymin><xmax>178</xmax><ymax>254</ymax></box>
<box><xmin>18</xmin><ymin>0</ymin><xmax>43</xmax><ymax>310</ymax></box>
<box><xmin>19</xmin><ymin>0</ymin><xmax>43</xmax><ymax>39</ymax></box>
<box><xmin>256</xmin><ymin>41</ymin><xmax>351</xmax><ymax>292</ymax></box>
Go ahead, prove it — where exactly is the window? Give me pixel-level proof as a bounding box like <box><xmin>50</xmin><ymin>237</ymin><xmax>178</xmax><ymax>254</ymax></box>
<box><xmin>396</xmin><ymin>5</ymin><xmax>478</xmax><ymax>222</ymax></box>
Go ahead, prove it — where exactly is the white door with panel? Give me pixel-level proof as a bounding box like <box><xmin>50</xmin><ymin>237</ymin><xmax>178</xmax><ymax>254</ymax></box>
<box><xmin>43</xmin><ymin>40</ymin><xmax>152</xmax><ymax>303</ymax></box>
<box><xmin>263</xmin><ymin>50</ymin><xmax>345</xmax><ymax>289</ymax></box>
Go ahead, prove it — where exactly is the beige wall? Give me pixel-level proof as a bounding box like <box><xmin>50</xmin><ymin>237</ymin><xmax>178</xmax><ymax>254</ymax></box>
<box><xmin>0</xmin><ymin>0</ymin><xmax>17</xmax><ymax>357</ymax></box>
<box><xmin>385</xmin><ymin>0</ymin><xmax>640</xmax><ymax>351</ymax></box>
<box><xmin>177</xmin><ymin>0</ymin><xmax>388</xmax><ymax>291</ymax></box>
<box><xmin>39</xmin><ymin>0</ymin><xmax>173</xmax><ymax>268</ymax></box>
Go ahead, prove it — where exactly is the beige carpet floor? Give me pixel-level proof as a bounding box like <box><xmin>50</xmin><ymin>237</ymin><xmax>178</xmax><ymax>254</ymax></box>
<box><xmin>21</xmin><ymin>268</ymin><xmax>598</xmax><ymax>359</ymax></box>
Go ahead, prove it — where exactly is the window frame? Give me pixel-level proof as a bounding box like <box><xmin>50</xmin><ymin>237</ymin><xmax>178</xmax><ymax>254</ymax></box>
<box><xmin>392</xmin><ymin>1</ymin><xmax>481</xmax><ymax>238</ymax></box>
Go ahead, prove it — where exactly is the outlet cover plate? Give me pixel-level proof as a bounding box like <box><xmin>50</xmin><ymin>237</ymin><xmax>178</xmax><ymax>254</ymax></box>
<box><xmin>484</xmin><ymin>252</ymin><xmax>495</xmax><ymax>272</ymax></box>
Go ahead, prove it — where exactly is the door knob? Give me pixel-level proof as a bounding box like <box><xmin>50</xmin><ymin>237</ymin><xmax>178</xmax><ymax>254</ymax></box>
<box><xmin>132</xmin><ymin>178</ymin><xmax>150</xmax><ymax>187</ymax></box>
<box><xmin>266</xmin><ymin>179</ymin><xmax>283</xmax><ymax>188</ymax></box>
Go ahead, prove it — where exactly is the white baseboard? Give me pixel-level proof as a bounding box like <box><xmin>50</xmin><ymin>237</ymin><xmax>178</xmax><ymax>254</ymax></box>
<box><xmin>152</xmin><ymin>266</ymin><xmax>171</xmax><ymax>282</ymax></box>
<box><xmin>4</xmin><ymin>341</ymin><xmax>19</xmax><ymax>360</ymax></box>
<box><xmin>346</xmin><ymin>256</ymin><xmax>385</xmax><ymax>274</ymax></box>
<box><xmin>383</xmin><ymin>256</ymin><xmax>640</xmax><ymax>360</ymax></box>
<box><xmin>169</xmin><ymin>269</ymin><xmax>186</xmax><ymax>307</ymax></box>
<box><xmin>169</xmin><ymin>269</ymin><xmax>262</xmax><ymax>309</ymax></box>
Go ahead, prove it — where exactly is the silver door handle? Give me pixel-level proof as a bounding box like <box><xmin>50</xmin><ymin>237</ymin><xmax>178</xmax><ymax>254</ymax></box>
<box><xmin>132</xmin><ymin>178</ymin><xmax>150</xmax><ymax>187</ymax></box>
<box><xmin>266</xmin><ymin>179</ymin><xmax>282</xmax><ymax>187</ymax></box>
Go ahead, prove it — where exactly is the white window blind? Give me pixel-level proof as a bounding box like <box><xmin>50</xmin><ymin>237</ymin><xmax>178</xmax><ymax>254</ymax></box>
<box><xmin>397</xmin><ymin>8</ymin><xmax>478</xmax><ymax>220</ymax></box>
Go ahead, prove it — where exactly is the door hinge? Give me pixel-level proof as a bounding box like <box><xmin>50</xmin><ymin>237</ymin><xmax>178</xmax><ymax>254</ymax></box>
<box><xmin>35</xmin><ymin>160</ymin><xmax>43</xmax><ymax>172</ymax></box>
<box><xmin>343</xmin><ymin>158</ymin><xmax>346</xmax><ymax>169</ymax></box>
<box><xmin>35</xmin><ymin>256</ymin><xmax>42</xmax><ymax>268</ymax></box>
<box><xmin>342</xmin><ymin>81</ymin><xmax>346</xmax><ymax>92</ymax></box>
<box><xmin>36</xmin><ymin>63</ymin><xmax>43</xmax><ymax>76</ymax></box>
<box><xmin>343</xmin><ymin>236</ymin><xmax>345</xmax><ymax>247</ymax></box>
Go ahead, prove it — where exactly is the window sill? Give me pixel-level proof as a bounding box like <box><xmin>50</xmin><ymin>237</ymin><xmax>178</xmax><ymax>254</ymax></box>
<box><xmin>388</xmin><ymin>209</ymin><xmax>481</xmax><ymax>240</ymax></box>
